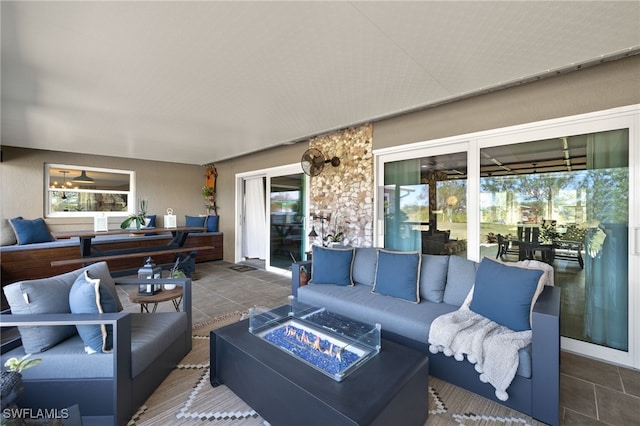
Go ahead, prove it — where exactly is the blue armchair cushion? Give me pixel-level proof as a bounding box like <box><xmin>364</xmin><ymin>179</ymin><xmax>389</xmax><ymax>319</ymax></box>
<box><xmin>372</xmin><ymin>250</ymin><xmax>421</xmax><ymax>303</ymax></box>
<box><xmin>9</xmin><ymin>217</ymin><xmax>53</xmax><ymax>245</ymax></box>
<box><xmin>205</xmin><ymin>215</ymin><xmax>219</xmax><ymax>232</ymax></box>
<box><xmin>469</xmin><ymin>258</ymin><xmax>543</xmax><ymax>332</ymax></box>
<box><xmin>69</xmin><ymin>271</ymin><xmax>118</xmax><ymax>353</ymax></box>
<box><xmin>185</xmin><ymin>215</ymin><xmax>206</xmax><ymax>231</ymax></box>
<box><xmin>3</xmin><ymin>270</ymin><xmax>80</xmax><ymax>353</ymax></box>
<box><xmin>309</xmin><ymin>246</ymin><xmax>354</xmax><ymax>286</ymax></box>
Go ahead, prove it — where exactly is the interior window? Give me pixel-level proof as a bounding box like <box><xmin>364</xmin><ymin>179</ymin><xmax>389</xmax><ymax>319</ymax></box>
<box><xmin>46</xmin><ymin>164</ymin><xmax>135</xmax><ymax>217</ymax></box>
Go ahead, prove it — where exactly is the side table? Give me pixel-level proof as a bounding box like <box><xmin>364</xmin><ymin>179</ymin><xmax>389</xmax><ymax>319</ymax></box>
<box><xmin>128</xmin><ymin>287</ymin><xmax>183</xmax><ymax>313</ymax></box>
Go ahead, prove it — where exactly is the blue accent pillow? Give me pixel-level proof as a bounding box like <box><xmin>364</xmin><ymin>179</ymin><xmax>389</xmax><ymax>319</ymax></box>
<box><xmin>3</xmin><ymin>268</ymin><xmax>81</xmax><ymax>353</ymax></box>
<box><xmin>9</xmin><ymin>217</ymin><xmax>53</xmax><ymax>245</ymax></box>
<box><xmin>69</xmin><ymin>271</ymin><xmax>118</xmax><ymax>353</ymax></box>
<box><xmin>372</xmin><ymin>250</ymin><xmax>421</xmax><ymax>303</ymax></box>
<box><xmin>309</xmin><ymin>246</ymin><xmax>354</xmax><ymax>286</ymax></box>
<box><xmin>185</xmin><ymin>215</ymin><xmax>206</xmax><ymax>231</ymax></box>
<box><xmin>205</xmin><ymin>215</ymin><xmax>219</xmax><ymax>232</ymax></box>
<box><xmin>352</xmin><ymin>247</ymin><xmax>378</xmax><ymax>287</ymax></box>
<box><xmin>419</xmin><ymin>254</ymin><xmax>450</xmax><ymax>303</ymax></box>
<box><xmin>469</xmin><ymin>258</ymin><xmax>543</xmax><ymax>332</ymax></box>
<box><xmin>145</xmin><ymin>215</ymin><xmax>157</xmax><ymax>227</ymax></box>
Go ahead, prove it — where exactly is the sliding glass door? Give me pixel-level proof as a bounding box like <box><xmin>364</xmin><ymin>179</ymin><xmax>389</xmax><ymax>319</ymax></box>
<box><xmin>268</xmin><ymin>173</ymin><xmax>306</xmax><ymax>270</ymax></box>
<box><xmin>376</xmin><ymin>105</ymin><xmax>639</xmax><ymax>368</ymax></box>
<box><xmin>237</xmin><ymin>164</ymin><xmax>307</xmax><ymax>274</ymax></box>
<box><xmin>479</xmin><ymin>129</ymin><xmax>630</xmax><ymax>352</ymax></box>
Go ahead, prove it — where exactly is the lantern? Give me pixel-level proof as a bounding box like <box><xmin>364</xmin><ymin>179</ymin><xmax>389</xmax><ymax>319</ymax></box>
<box><xmin>138</xmin><ymin>257</ymin><xmax>162</xmax><ymax>295</ymax></box>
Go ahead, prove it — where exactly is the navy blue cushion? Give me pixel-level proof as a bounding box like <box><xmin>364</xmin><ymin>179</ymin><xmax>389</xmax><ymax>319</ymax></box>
<box><xmin>205</xmin><ymin>215</ymin><xmax>219</xmax><ymax>232</ymax></box>
<box><xmin>9</xmin><ymin>217</ymin><xmax>53</xmax><ymax>245</ymax></box>
<box><xmin>69</xmin><ymin>271</ymin><xmax>118</xmax><ymax>353</ymax></box>
<box><xmin>185</xmin><ymin>215</ymin><xmax>206</xmax><ymax>231</ymax></box>
<box><xmin>310</xmin><ymin>246</ymin><xmax>354</xmax><ymax>286</ymax></box>
<box><xmin>372</xmin><ymin>250</ymin><xmax>421</xmax><ymax>303</ymax></box>
<box><xmin>470</xmin><ymin>258</ymin><xmax>543</xmax><ymax>332</ymax></box>
<box><xmin>145</xmin><ymin>215</ymin><xmax>157</xmax><ymax>227</ymax></box>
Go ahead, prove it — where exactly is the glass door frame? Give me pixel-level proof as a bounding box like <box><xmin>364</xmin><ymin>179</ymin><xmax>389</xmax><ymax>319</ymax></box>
<box><xmin>374</xmin><ymin>104</ymin><xmax>639</xmax><ymax>368</ymax></box>
<box><xmin>374</xmin><ymin>141</ymin><xmax>478</xmax><ymax>258</ymax></box>
<box><xmin>235</xmin><ymin>163</ymin><xmax>309</xmax><ymax>276</ymax></box>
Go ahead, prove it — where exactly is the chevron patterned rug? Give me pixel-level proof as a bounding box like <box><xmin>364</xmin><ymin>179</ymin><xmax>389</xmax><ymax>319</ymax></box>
<box><xmin>128</xmin><ymin>312</ymin><xmax>542</xmax><ymax>426</ymax></box>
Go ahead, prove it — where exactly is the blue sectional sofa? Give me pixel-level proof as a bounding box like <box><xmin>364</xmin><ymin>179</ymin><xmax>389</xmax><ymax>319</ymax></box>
<box><xmin>291</xmin><ymin>247</ymin><xmax>560</xmax><ymax>426</ymax></box>
<box><xmin>1</xmin><ymin>261</ymin><xmax>192</xmax><ymax>425</ymax></box>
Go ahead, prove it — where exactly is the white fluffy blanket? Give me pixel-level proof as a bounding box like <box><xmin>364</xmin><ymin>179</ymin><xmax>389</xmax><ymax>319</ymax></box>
<box><xmin>428</xmin><ymin>306</ymin><xmax>532</xmax><ymax>401</ymax></box>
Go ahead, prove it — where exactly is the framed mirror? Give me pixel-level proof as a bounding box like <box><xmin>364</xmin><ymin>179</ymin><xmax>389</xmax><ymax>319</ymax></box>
<box><xmin>45</xmin><ymin>164</ymin><xmax>136</xmax><ymax>218</ymax></box>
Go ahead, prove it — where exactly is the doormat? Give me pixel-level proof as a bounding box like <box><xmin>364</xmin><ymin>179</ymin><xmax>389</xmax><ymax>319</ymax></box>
<box><xmin>229</xmin><ymin>264</ymin><xmax>257</xmax><ymax>273</ymax></box>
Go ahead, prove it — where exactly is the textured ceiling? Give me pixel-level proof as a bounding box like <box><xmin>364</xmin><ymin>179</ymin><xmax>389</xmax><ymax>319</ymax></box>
<box><xmin>2</xmin><ymin>1</ymin><xmax>639</xmax><ymax>165</ymax></box>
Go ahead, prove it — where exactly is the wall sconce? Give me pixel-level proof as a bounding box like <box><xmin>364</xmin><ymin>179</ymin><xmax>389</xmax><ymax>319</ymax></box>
<box><xmin>307</xmin><ymin>213</ymin><xmax>331</xmax><ymax>246</ymax></box>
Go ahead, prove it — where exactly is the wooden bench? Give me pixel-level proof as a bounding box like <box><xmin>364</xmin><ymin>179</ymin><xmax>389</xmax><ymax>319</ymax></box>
<box><xmin>1</xmin><ymin>232</ymin><xmax>223</xmax><ymax>311</ymax></box>
<box><xmin>50</xmin><ymin>245</ymin><xmax>214</xmax><ymax>267</ymax></box>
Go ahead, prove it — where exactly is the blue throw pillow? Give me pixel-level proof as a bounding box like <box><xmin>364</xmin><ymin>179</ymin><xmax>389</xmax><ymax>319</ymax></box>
<box><xmin>352</xmin><ymin>247</ymin><xmax>379</xmax><ymax>287</ymax></box>
<box><xmin>372</xmin><ymin>250</ymin><xmax>421</xmax><ymax>303</ymax></box>
<box><xmin>69</xmin><ymin>271</ymin><xmax>118</xmax><ymax>353</ymax></box>
<box><xmin>205</xmin><ymin>215</ymin><xmax>219</xmax><ymax>232</ymax></box>
<box><xmin>309</xmin><ymin>246</ymin><xmax>354</xmax><ymax>286</ymax></box>
<box><xmin>185</xmin><ymin>215</ymin><xmax>206</xmax><ymax>231</ymax></box>
<box><xmin>9</xmin><ymin>217</ymin><xmax>53</xmax><ymax>245</ymax></box>
<box><xmin>3</xmin><ymin>268</ymin><xmax>81</xmax><ymax>353</ymax></box>
<box><xmin>469</xmin><ymin>258</ymin><xmax>543</xmax><ymax>332</ymax></box>
<box><xmin>145</xmin><ymin>215</ymin><xmax>157</xmax><ymax>227</ymax></box>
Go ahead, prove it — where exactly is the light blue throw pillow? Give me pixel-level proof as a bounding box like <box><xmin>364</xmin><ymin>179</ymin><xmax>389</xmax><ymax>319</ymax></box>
<box><xmin>69</xmin><ymin>271</ymin><xmax>118</xmax><ymax>353</ymax></box>
<box><xmin>309</xmin><ymin>246</ymin><xmax>354</xmax><ymax>286</ymax></box>
<box><xmin>3</xmin><ymin>269</ymin><xmax>81</xmax><ymax>353</ymax></box>
<box><xmin>469</xmin><ymin>258</ymin><xmax>543</xmax><ymax>332</ymax></box>
<box><xmin>352</xmin><ymin>247</ymin><xmax>378</xmax><ymax>286</ymax></box>
<box><xmin>372</xmin><ymin>250</ymin><xmax>421</xmax><ymax>303</ymax></box>
<box><xmin>82</xmin><ymin>261</ymin><xmax>124</xmax><ymax>312</ymax></box>
<box><xmin>419</xmin><ymin>254</ymin><xmax>450</xmax><ymax>302</ymax></box>
<box><xmin>9</xmin><ymin>217</ymin><xmax>53</xmax><ymax>245</ymax></box>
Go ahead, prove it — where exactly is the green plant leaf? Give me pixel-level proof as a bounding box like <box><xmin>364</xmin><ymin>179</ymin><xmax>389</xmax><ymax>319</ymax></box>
<box><xmin>120</xmin><ymin>216</ymin><xmax>134</xmax><ymax>229</ymax></box>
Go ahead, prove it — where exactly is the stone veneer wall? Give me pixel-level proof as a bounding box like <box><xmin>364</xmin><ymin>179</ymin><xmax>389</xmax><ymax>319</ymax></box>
<box><xmin>308</xmin><ymin>124</ymin><xmax>374</xmax><ymax>247</ymax></box>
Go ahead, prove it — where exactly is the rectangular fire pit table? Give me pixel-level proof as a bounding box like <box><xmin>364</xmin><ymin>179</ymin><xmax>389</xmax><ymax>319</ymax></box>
<box><xmin>210</xmin><ymin>304</ymin><xmax>429</xmax><ymax>426</ymax></box>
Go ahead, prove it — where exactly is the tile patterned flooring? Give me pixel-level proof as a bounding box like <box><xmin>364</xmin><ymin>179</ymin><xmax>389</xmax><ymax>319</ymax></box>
<box><xmin>118</xmin><ymin>260</ymin><xmax>639</xmax><ymax>426</ymax></box>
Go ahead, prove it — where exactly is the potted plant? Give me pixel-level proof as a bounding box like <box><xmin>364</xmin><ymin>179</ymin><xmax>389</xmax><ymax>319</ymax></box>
<box><xmin>201</xmin><ymin>186</ymin><xmax>219</xmax><ymax>232</ymax></box>
<box><xmin>120</xmin><ymin>199</ymin><xmax>148</xmax><ymax>230</ymax></box>
<box><xmin>201</xmin><ymin>186</ymin><xmax>217</xmax><ymax>215</ymax></box>
<box><xmin>1</xmin><ymin>354</ymin><xmax>42</xmax><ymax>410</ymax></box>
<box><xmin>325</xmin><ymin>231</ymin><xmax>344</xmax><ymax>246</ymax></box>
<box><xmin>164</xmin><ymin>258</ymin><xmax>187</xmax><ymax>290</ymax></box>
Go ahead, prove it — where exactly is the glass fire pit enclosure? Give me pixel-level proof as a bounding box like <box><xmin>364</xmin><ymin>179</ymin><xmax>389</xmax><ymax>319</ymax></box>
<box><xmin>249</xmin><ymin>296</ymin><xmax>381</xmax><ymax>382</ymax></box>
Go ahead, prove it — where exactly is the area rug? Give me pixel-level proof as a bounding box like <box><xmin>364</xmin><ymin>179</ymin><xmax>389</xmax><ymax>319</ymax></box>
<box><xmin>229</xmin><ymin>265</ymin><xmax>257</xmax><ymax>273</ymax></box>
<box><xmin>128</xmin><ymin>312</ymin><xmax>543</xmax><ymax>426</ymax></box>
